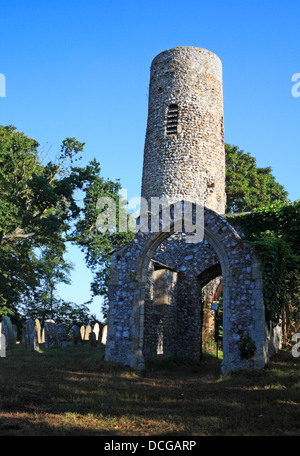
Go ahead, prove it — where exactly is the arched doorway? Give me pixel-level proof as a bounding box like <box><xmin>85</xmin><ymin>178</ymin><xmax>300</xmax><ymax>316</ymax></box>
<box><xmin>198</xmin><ymin>264</ymin><xmax>223</xmax><ymax>356</ymax></box>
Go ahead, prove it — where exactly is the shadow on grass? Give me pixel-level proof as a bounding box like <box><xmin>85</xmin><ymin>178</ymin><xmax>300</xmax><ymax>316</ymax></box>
<box><xmin>143</xmin><ymin>353</ymin><xmax>222</xmax><ymax>378</ymax></box>
<box><xmin>0</xmin><ymin>345</ymin><xmax>298</xmax><ymax>436</ymax></box>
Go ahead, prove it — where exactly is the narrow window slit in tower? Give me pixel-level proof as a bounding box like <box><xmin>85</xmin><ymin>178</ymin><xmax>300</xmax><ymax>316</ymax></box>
<box><xmin>166</xmin><ymin>104</ymin><xmax>179</xmax><ymax>135</ymax></box>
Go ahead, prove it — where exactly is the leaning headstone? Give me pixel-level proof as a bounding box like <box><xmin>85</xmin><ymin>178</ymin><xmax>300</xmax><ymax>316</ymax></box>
<box><xmin>23</xmin><ymin>318</ymin><xmax>39</xmax><ymax>351</ymax></box>
<box><xmin>70</xmin><ymin>325</ymin><xmax>82</xmax><ymax>345</ymax></box>
<box><xmin>44</xmin><ymin>319</ymin><xmax>57</xmax><ymax>348</ymax></box>
<box><xmin>93</xmin><ymin>322</ymin><xmax>100</xmax><ymax>341</ymax></box>
<box><xmin>101</xmin><ymin>325</ymin><xmax>107</xmax><ymax>345</ymax></box>
<box><xmin>89</xmin><ymin>330</ymin><xmax>97</xmax><ymax>347</ymax></box>
<box><xmin>84</xmin><ymin>325</ymin><xmax>92</xmax><ymax>341</ymax></box>
<box><xmin>35</xmin><ymin>319</ymin><xmax>42</xmax><ymax>344</ymax></box>
<box><xmin>80</xmin><ymin>325</ymin><xmax>85</xmax><ymax>340</ymax></box>
<box><xmin>56</xmin><ymin>323</ymin><xmax>69</xmax><ymax>347</ymax></box>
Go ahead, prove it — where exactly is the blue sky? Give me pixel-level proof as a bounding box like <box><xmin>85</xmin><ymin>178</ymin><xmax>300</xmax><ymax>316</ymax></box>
<box><xmin>0</xmin><ymin>0</ymin><xmax>299</xmax><ymax>320</ymax></box>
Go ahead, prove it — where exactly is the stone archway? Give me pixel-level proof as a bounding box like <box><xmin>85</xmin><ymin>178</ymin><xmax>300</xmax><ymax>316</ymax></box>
<box><xmin>105</xmin><ymin>207</ymin><xmax>269</xmax><ymax>374</ymax></box>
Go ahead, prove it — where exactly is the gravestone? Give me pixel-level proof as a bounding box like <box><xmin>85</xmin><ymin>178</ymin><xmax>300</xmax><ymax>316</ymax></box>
<box><xmin>70</xmin><ymin>325</ymin><xmax>82</xmax><ymax>345</ymax></box>
<box><xmin>101</xmin><ymin>325</ymin><xmax>107</xmax><ymax>345</ymax></box>
<box><xmin>56</xmin><ymin>323</ymin><xmax>69</xmax><ymax>347</ymax></box>
<box><xmin>80</xmin><ymin>325</ymin><xmax>85</xmax><ymax>340</ymax></box>
<box><xmin>1</xmin><ymin>316</ymin><xmax>15</xmax><ymax>348</ymax></box>
<box><xmin>44</xmin><ymin>319</ymin><xmax>58</xmax><ymax>348</ymax></box>
<box><xmin>1</xmin><ymin>318</ymin><xmax>9</xmax><ymax>348</ymax></box>
<box><xmin>23</xmin><ymin>319</ymin><xmax>39</xmax><ymax>351</ymax></box>
<box><xmin>84</xmin><ymin>325</ymin><xmax>92</xmax><ymax>341</ymax></box>
<box><xmin>0</xmin><ymin>333</ymin><xmax>6</xmax><ymax>357</ymax></box>
<box><xmin>35</xmin><ymin>319</ymin><xmax>42</xmax><ymax>344</ymax></box>
<box><xmin>89</xmin><ymin>330</ymin><xmax>97</xmax><ymax>346</ymax></box>
<box><xmin>93</xmin><ymin>322</ymin><xmax>100</xmax><ymax>341</ymax></box>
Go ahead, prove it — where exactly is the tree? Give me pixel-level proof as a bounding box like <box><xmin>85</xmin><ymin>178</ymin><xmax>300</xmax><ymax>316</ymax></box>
<box><xmin>0</xmin><ymin>125</ymin><xmax>85</xmax><ymax>317</ymax></box>
<box><xmin>225</xmin><ymin>144</ymin><xmax>289</xmax><ymax>213</ymax></box>
<box><xmin>0</xmin><ymin>240</ymin><xmax>40</xmax><ymax>317</ymax></box>
<box><xmin>23</xmin><ymin>298</ymin><xmax>96</xmax><ymax>334</ymax></box>
<box><xmin>228</xmin><ymin>200</ymin><xmax>300</xmax><ymax>345</ymax></box>
<box><xmin>73</xmin><ymin>160</ymin><xmax>134</xmax><ymax>316</ymax></box>
<box><xmin>20</xmin><ymin>246</ymin><xmax>73</xmax><ymax>324</ymax></box>
<box><xmin>226</xmin><ymin>145</ymin><xmax>298</xmax><ymax>344</ymax></box>
<box><xmin>0</xmin><ymin>125</ymin><xmax>131</xmax><ymax>320</ymax></box>
<box><xmin>0</xmin><ymin>125</ymin><xmax>86</xmax><ymax>246</ymax></box>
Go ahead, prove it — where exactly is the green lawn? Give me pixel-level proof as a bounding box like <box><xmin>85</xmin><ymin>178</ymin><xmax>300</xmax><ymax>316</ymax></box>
<box><xmin>0</xmin><ymin>343</ymin><xmax>299</xmax><ymax>436</ymax></box>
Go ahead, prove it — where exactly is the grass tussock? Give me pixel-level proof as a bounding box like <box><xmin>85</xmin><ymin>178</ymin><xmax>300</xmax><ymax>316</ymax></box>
<box><xmin>0</xmin><ymin>344</ymin><xmax>299</xmax><ymax>436</ymax></box>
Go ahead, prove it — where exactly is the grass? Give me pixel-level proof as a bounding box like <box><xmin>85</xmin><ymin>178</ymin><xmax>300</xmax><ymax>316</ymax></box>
<box><xmin>0</xmin><ymin>343</ymin><xmax>299</xmax><ymax>436</ymax></box>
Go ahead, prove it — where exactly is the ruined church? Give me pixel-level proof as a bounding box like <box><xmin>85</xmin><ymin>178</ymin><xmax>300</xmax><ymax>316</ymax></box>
<box><xmin>104</xmin><ymin>47</ymin><xmax>281</xmax><ymax>373</ymax></box>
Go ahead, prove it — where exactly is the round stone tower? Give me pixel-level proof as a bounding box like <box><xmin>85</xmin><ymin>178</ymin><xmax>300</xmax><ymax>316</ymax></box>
<box><xmin>141</xmin><ymin>47</ymin><xmax>226</xmax><ymax>214</ymax></box>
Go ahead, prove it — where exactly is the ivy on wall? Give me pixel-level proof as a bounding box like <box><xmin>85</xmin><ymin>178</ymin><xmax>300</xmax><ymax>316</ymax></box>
<box><xmin>227</xmin><ymin>201</ymin><xmax>300</xmax><ymax>326</ymax></box>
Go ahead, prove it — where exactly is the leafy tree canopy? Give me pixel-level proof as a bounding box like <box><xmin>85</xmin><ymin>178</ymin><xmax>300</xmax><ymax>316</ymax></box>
<box><xmin>228</xmin><ymin>200</ymin><xmax>300</xmax><ymax>341</ymax></box>
<box><xmin>0</xmin><ymin>125</ymin><xmax>87</xmax><ymax>246</ymax></box>
<box><xmin>0</xmin><ymin>125</ymin><xmax>131</xmax><ymax>321</ymax></box>
<box><xmin>225</xmin><ymin>144</ymin><xmax>289</xmax><ymax>213</ymax></box>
